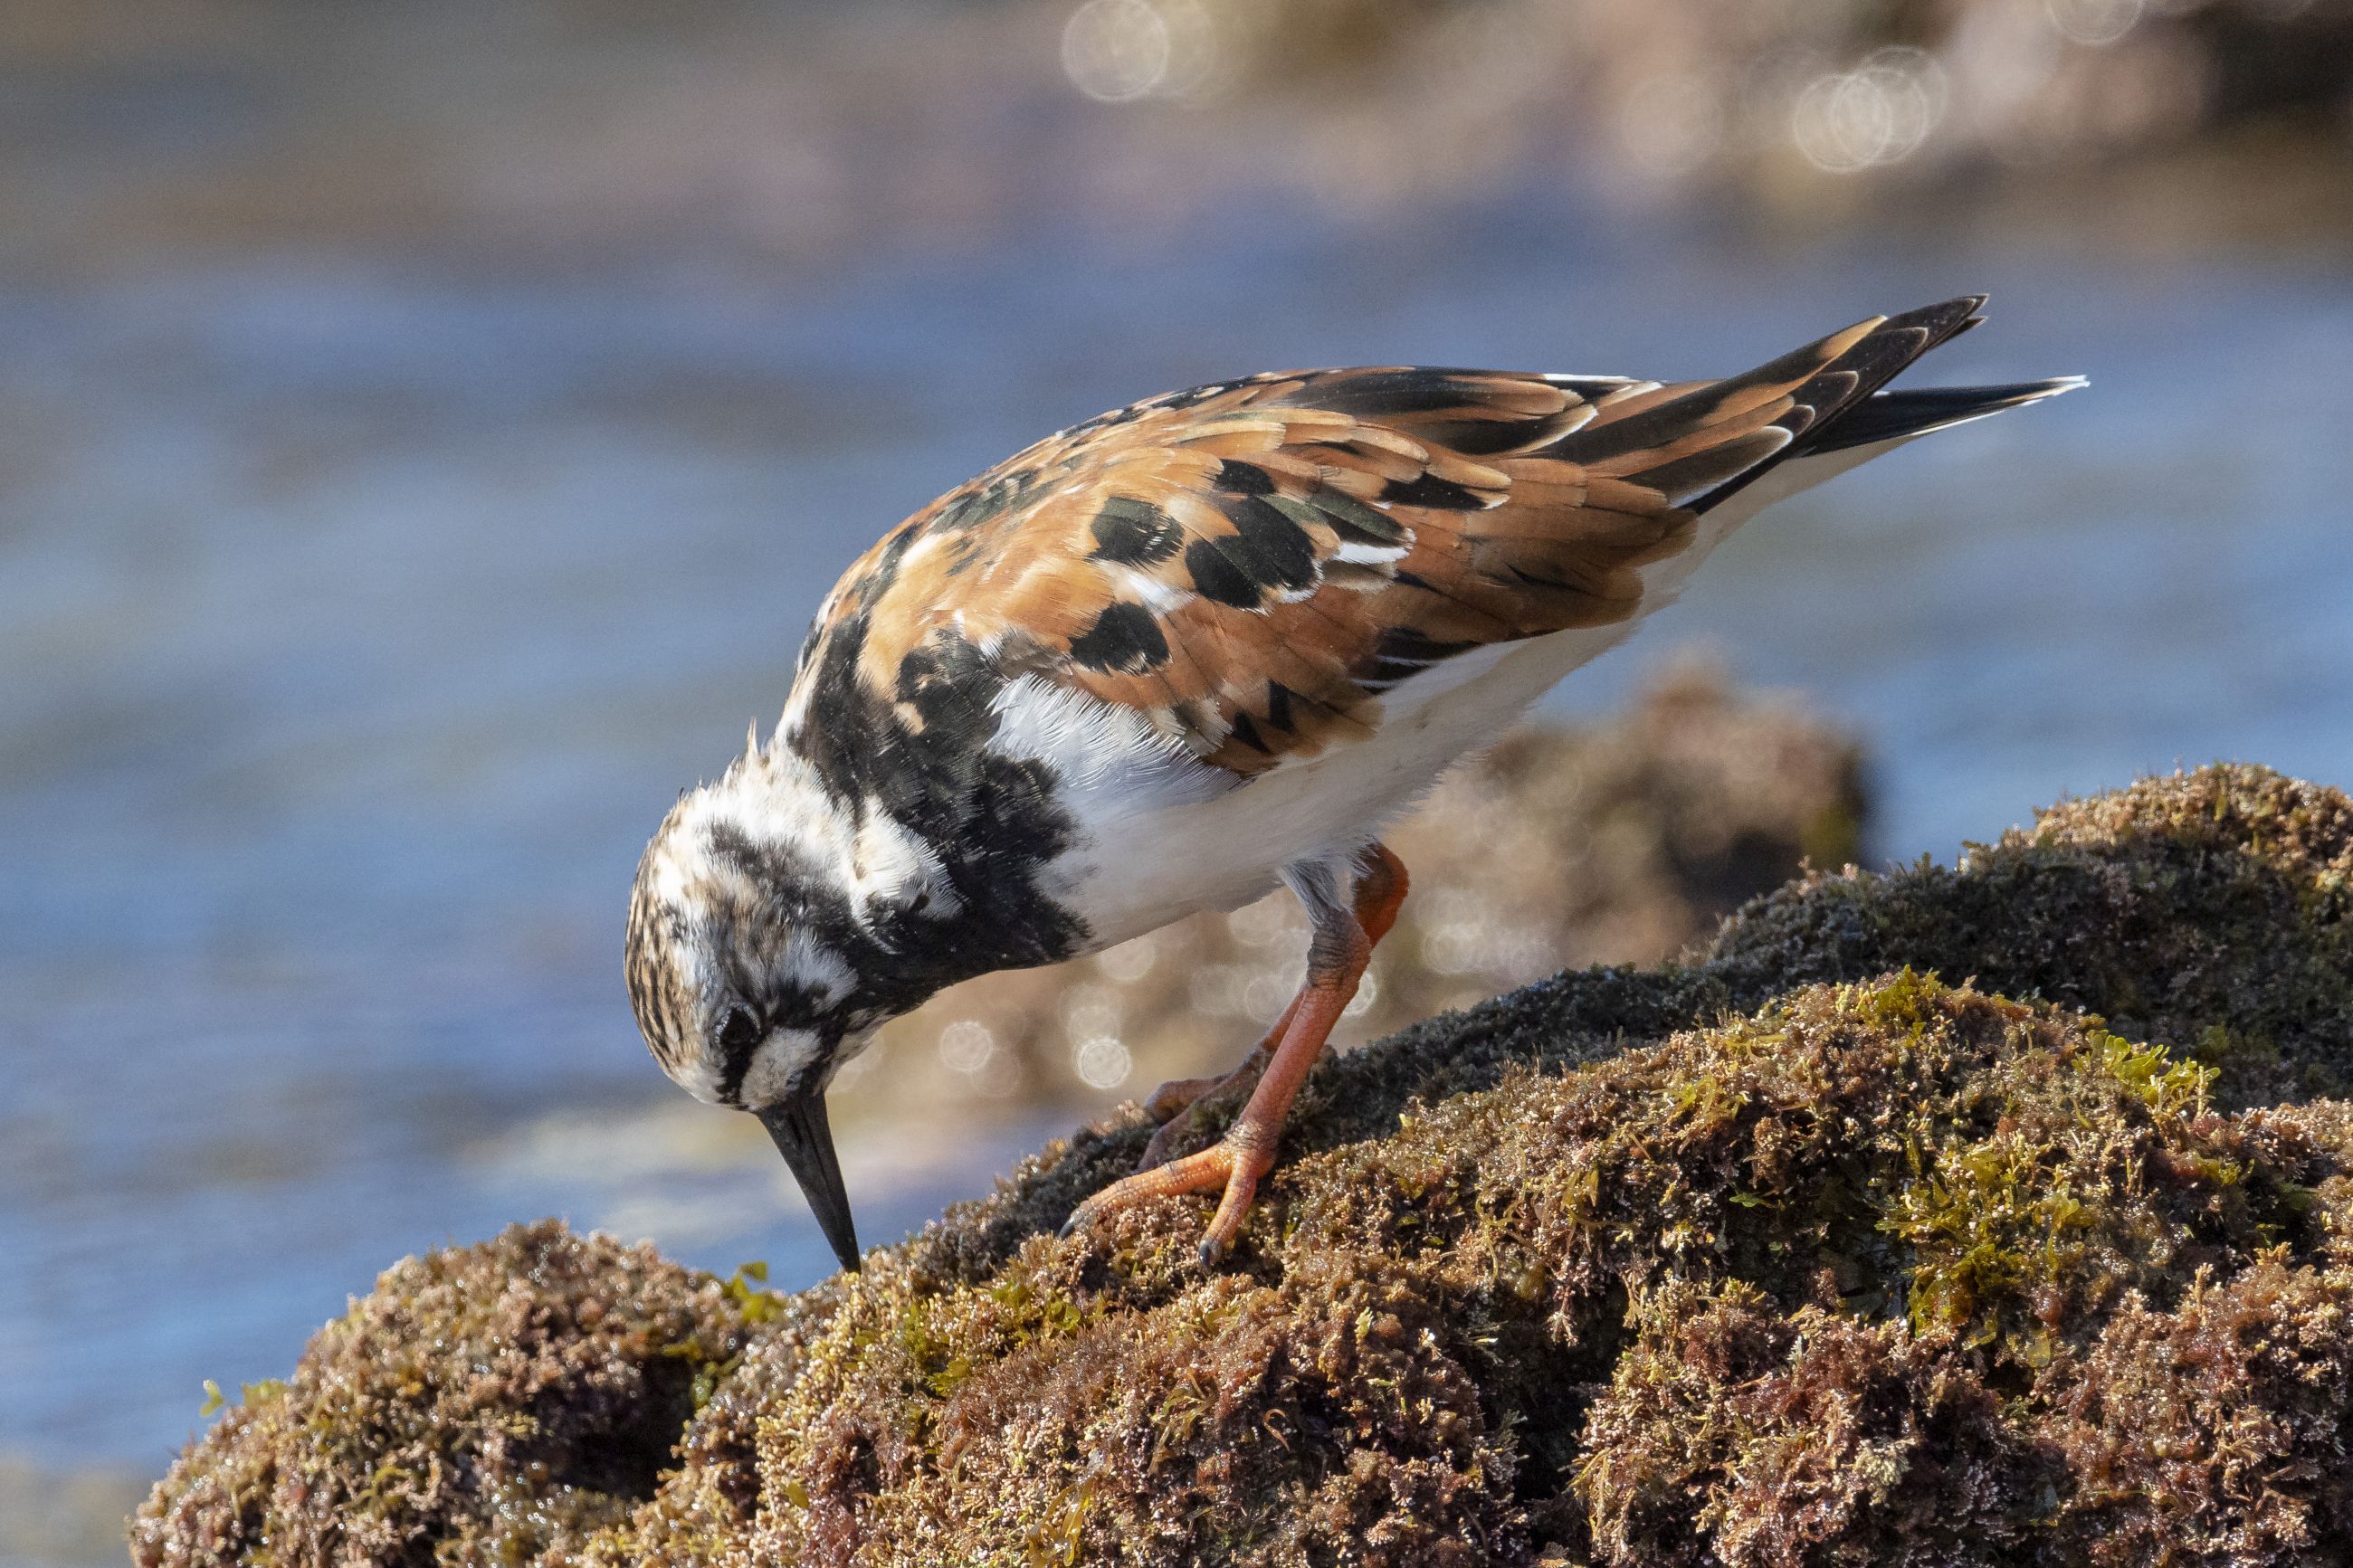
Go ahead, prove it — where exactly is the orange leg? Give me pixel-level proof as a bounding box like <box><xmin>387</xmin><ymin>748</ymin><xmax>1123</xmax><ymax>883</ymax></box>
<box><xmin>1132</xmin><ymin>1000</ymin><xmax>1299</xmax><ymax>1171</ymax></box>
<box><xmin>1134</xmin><ymin>847</ymin><xmax>1408</xmax><ymax>1171</ymax></box>
<box><xmin>1067</xmin><ymin>844</ymin><xmax>1408</xmax><ymax>1264</ymax></box>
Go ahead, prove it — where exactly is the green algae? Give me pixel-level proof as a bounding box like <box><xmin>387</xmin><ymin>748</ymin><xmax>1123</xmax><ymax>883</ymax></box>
<box><xmin>196</xmin><ymin>1380</ymin><xmax>287</xmax><ymax>1420</ymax></box>
<box><xmin>135</xmin><ymin>766</ymin><xmax>2353</xmax><ymax>1565</ymax></box>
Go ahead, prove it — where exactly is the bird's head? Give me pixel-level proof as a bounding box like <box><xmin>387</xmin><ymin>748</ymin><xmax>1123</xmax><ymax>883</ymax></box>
<box><xmin>624</xmin><ymin>733</ymin><xmax>949</xmax><ymax>1273</ymax></box>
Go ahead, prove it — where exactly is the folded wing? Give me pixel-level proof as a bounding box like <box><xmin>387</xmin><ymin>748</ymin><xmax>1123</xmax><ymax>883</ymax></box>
<box><xmin>795</xmin><ymin>296</ymin><xmax>2015</xmax><ymax>776</ymax></box>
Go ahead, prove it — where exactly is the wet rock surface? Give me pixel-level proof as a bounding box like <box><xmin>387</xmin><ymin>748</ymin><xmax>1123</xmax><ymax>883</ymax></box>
<box><xmin>137</xmin><ymin>765</ymin><xmax>2353</xmax><ymax>1565</ymax></box>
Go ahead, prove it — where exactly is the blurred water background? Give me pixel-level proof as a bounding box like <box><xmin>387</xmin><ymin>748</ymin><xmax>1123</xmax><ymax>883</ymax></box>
<box><xmin>4</xmin><ymin>0</ymin><xmax>2352</xmax><ymax>1555</ymax></box>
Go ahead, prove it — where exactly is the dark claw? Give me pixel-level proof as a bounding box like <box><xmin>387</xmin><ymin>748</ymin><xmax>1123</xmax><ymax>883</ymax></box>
<box><xmin>1058</xmin><ymin>1211</ymin><xmax>1082</xmax><ymax>1241</ymax></box>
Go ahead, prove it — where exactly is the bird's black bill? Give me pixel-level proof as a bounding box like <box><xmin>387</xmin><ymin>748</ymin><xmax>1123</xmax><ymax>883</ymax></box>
<box><xmin>757</xmin><ymin>1093</ymin><xmax>860</xmax><ymax>1273</ymax></box>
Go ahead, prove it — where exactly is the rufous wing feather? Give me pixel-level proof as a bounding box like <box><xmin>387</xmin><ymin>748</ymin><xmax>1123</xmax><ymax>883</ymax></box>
<box><xmin>793</xmin><ymin>298</ymin><xmax>1999</xmax><ymax>777</ymax></box>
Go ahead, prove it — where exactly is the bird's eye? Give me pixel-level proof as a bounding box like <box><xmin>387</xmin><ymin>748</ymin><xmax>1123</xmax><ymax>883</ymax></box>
<box><xmin>714</xmin><ymin>1007</ymin><xmax>761</xmax><ymax>1056</ymax></box>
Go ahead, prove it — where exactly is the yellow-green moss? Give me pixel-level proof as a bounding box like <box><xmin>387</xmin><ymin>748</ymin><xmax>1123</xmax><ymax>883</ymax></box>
<box><xmin>1576</xmin><ymin>1278</ymin><xmax>2051</xmax><ymax>1565</ymax></box>
<box><xmin>548</xmin><ymin>969</ymin><xmax>2350</xmax><ymax>1566</ymax></box>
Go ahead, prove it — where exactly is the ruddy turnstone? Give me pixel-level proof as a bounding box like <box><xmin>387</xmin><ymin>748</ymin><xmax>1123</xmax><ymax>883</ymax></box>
<box><xmin>625</xmin><ymin>295</ymin><xmax>2077</xmax><ymax>1272</ymax></box>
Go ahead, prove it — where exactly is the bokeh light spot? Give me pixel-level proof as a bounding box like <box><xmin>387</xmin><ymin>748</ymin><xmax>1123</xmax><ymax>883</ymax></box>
<box><xmin>1062</xmin><ymin>0</ymin><xmax>1173</xmax><ymax>102</ymax></box>
<box><xmin>1619</xmin><ymin>72</ymin><xmax>1726</xmax><ymax>179</ymax></box>
<box><xmin>1073</xmin><ymin>1035</ymin><xmax>1133</xmax><ymax>1090</ymax></box>
<box><xmin>1060</xmin><ymin>984</ymin><xmax>1122</xmax><ymax>1042</ymax></box>
<box><xmin>937</xmin><ymin>1019</ymin><xmax>998</xmax><ymax>1075</ymax></box>
<box><xmin>1792</xmin><ymin>49</ymin><xmax>1946</xmax><ymax>173</ymax></box>
<box><xmin>2047</xmin><ymin>0</ymin><xmax>2146</xmax><ymax>47</ymax></box>
<box><xmin>1097</xmin><ymin>934</ymin><xmax>1157</xmax><ymax>984</ymax></box>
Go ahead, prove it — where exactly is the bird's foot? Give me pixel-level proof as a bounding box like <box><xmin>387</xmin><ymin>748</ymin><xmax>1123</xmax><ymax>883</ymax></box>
<box><xmin>1072</xmin><ymin>845</ymin><xmax>1396</xmax><ymax>1267</ymax></box>
<box><xmin>1061</xmin><ymin>1132</ymin><xmax>1277</xmax><ymax>1266</ymax></box>
<box><xmin>1141</xmin><ymin>1072</ymin><xmax>1229</xmax><ymax>1124</ymax></box>
<box><xmin>1136</xmin><ymin>1049</ymin><xmax>1270</xmax><ymax>1171</ymax></box>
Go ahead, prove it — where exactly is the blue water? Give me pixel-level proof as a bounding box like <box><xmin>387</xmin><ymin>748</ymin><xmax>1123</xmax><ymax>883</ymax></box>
<box><xmin>4</xmin><ymin>204</ymin><xmax>2350</xmax><ymax>1473</ymax></box>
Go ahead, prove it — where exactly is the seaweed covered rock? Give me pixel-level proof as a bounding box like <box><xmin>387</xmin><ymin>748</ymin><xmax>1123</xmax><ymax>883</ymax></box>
<box><xmin>2041</xmin><ymin>1256</ymin><xmax>2353</xmax><ymax>1564</ymax></box>
<box><xmin>577</xmin><ymin>969</ymin><xmax>2353</xmax><ymax>1568</ymax></box>
<box><xmin>138</xmin><ymin>766</ymin><xmax>2353</xmax><ymax>1565</ymax></box>
<box><xmin>1710</xmin><ymin>763</ymin><xmax>2353</xmax><ymax>1108</ymax></box>
<box><xmin>1577</xmin><ymin>1280</ymin><xmax>2046</xmax><ymax>1564</ymax></box>
<box><xmin>129</xmin><ymin>1221</ymin><xmax>765</xmax><ymax>1566</ymax></box>
<box><xmin>1132</xmin><ymin>763</ymin><xmax>2353</xmax><ymax>1177</ymax></box>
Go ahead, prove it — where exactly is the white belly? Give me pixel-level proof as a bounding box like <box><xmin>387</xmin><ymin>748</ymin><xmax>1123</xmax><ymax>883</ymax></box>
<box><xmin>988</xmin><ymin>619</ymin><xmax>1631</xmax><ymax>949</ymax></box>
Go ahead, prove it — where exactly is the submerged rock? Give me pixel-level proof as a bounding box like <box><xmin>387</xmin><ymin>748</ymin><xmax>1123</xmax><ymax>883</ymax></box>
<box><xmin>136</xmin><ymin>765</ymin><xmax>2353</xmax><ymax>1566</ymax></box>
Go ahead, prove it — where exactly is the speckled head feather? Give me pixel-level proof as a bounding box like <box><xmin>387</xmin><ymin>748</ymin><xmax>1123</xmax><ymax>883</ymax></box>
<box><xmin>622</xmin><ymin>800</ymin><xmax>695</xmax><ymax>1079</ymax></box>
<box><xmin>624</xmin><ymin>717</ymin><xmax>1079</xmax><ymax>1112</ymax></box>
<box><xmin>623</xmin><ymin>737</ymin><xmax>902</xmax><ymax>1103</ymax></box>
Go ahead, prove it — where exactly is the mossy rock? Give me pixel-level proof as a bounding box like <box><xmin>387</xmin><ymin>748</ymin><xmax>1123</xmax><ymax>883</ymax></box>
<box><xmin>137</xmin><ymin>765</ymin><xmax>2353</xmax><ymax>1565</ymax></box>
<box><xmin>1707</xmin><ymin>762</ymin><xmax>2353</xmax><ymax>1108</ymax></box>
<box><xmin>129</xmin><ymin>1222</ymin><xmax>766</xmax><ymax>1566</ymax></box>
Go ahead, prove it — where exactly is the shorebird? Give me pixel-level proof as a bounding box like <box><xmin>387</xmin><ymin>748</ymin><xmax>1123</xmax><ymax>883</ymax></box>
<box><xmin>624</xmin><ymin>295</ymin><xmax>2077</xmax><ymax>1272</ymax></box>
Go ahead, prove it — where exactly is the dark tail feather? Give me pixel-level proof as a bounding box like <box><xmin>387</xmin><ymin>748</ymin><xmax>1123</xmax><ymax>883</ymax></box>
<box><xmin>1805</xmin><ymin>377</ymin><xmax>2088</xmax><ymax>455</ymax></box>
<box><xmin>1550</xmin><ymin>295</ymin><xmax>2080</xmax><ymax>518</ymax></box>
<box><xmin>1685</xmin><ymin>294</ymin><xmax>1990</xmax><ymax>516</ymax></box>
